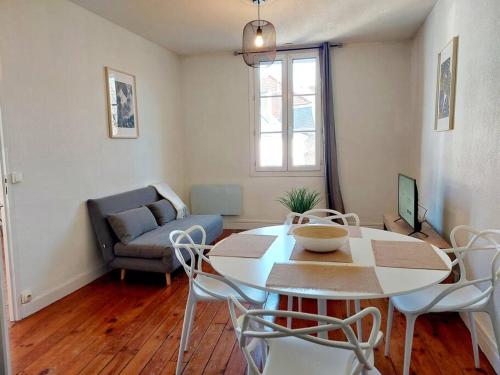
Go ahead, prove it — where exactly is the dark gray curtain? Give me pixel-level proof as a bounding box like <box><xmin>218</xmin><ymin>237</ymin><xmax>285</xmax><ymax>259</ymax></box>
<box><xmin>320</xmin><ymin>42</ymin><xmax>345</xmax><ymax>213</ymax></box>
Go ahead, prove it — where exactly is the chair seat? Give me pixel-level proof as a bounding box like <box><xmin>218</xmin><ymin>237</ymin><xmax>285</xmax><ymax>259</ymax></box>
<box><xmin>193</xmin><ymin>275</ymin><xmax>267</xmax><ymax>305</ymax></box>
<box><xmin>391</xmin><ymin>284</ymin><xmax>488</xmax><ymax>314</ymax></box>
<box><xmin>261</xmin><ymin>336</ymin><xmax>380</xmax><ymax>375</ymax></box>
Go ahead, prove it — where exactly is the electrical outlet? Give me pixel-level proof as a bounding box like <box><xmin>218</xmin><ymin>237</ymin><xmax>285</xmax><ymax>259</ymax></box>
<box><xmin>21</xmin><ymin>290</ymin><xmax>32</xmax><ymax>304</ymax></box>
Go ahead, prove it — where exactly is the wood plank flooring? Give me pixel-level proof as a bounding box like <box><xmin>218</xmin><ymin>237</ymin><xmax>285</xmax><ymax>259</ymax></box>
<box><xmin>9</xmin><ymin>231</ymin><xmax>496</xmax><ymax>375</ymax></box>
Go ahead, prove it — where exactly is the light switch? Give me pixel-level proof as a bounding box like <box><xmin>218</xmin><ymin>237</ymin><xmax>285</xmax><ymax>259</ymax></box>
<box><xmin>11</xmin><ymin>172</ymin><xmax>23</xmax><ymax>184</ymax></box>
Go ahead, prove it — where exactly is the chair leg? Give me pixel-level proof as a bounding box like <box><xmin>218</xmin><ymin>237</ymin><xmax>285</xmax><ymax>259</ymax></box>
<box><xmin>183</xmin><ymin>301</ymin><xmax>197</xmax><ymax>351</ymax></box>
<box><xmin>255</xmin><ymin>303</ymin><xmax>268</xmax><ymax>367</ymax></box>
<box><xmin>165</xmin><ymin>273</ymin><xmax>172</xmax><ymax>287</ymax></box>
<box><xmin>261</xmin><ymin>341</ymin><xmax>268</xmax><ymax>366</ymax></box>
<box><xmin>120</xmin><ymin>269</ymin><xmax>126</xmax><ymax>281</ymax></box>
<box><xmin>403</xmin><ymin>314</ymin><xmax>417</xmax><ymax>375</ymax></box>
<box><xmin>177</xmin><ymin>295</ymin><xmax>195</xmax><ymax>375</ymax></box>
<box><xmin>287</xmin><ymin>295</ymin><xmax>293</xmax><ymax>328</ymax></box>
<box><xmin>354</xmin><ymin>299</ymin><xmax>363</xmax><ymax>340</ymax></box>
<box><xmin>385</xmin><ymin>299</ymin><xmax>394</xmax><ymax>356</ymax></box>
<box><xmin>468</xmin><ymin>312</ymin><xmax>480</xmax><ymax>368</ymax></box>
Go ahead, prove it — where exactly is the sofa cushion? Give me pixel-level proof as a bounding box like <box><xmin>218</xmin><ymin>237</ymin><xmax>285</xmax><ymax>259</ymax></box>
<box><xmin>147</xmin><ymin>199</ymin><xmax>177</xmax><ymax>226</ymax></box>
<box><xmin>107</xmin><ymin>206</ymin><xmax>158</xmax><ymax>244</ymax></box>
<box><xmin>114</xmin><ymin>215</ymin><xmax>224</xmax><ymax>269</ymax></box>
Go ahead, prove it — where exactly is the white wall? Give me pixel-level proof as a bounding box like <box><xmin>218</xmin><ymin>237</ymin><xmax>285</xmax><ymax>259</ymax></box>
<box><xmin>181</xmin><ymin>42</ymin><xmax>412</xmax><ymax>228</ymax></box>
<box><xmin>0</xmin><ymin>0</ymin><xmax>184</xmax><ymax>318</ymax></box>
<box><xmin>180</xmin><ymin>52</ymin><xmax>325</xmax><ymax>228</ymax></box>
<box><xmin>410</xmin><ymin>0</ymin><xmax>500</xmax><ymax>370</ymax></box>
<box><xmin>334</xmin><ymin>42</ymin><xmax>413</xmax><ymax>225</ymax></box>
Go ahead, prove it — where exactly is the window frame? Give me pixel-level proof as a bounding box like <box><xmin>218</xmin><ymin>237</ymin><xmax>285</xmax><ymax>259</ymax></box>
<box><xmin>250</xmin><ymin>50</ymin><xmax>324</xmax><ymax>177</ymax></box>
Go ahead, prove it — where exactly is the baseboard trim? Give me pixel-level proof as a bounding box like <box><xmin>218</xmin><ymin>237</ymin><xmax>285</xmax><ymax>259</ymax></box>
<box><xmin>460</xmin><ymin>312</ymin><xmax>500</xmax><ymax>373</ymax></box>
<box><xmin>20</xmin><ymin>264</ymin><xmax>108</xmax><ymax>319</ymax></box>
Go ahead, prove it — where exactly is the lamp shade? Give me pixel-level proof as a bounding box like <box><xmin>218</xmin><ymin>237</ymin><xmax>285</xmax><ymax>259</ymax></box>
<box><xmin>242</xmin><ymin>19</ymin><xmax>276</xmax><ymax>67</ymax></box>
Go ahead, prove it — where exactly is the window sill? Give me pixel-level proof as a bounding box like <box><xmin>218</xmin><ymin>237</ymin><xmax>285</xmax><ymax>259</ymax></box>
<box><xmin>250</xmin><ymin>169</ymin><xmax>325</xmax><ymax>178</ymax></box>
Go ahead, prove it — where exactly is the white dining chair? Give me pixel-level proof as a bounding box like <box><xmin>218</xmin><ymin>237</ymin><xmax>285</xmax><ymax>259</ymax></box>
<box><xmin>170</xmin><ymin>225</ymin><xmax>270</xmax><ymax>375</ymax></box>
<box><xmin>384</xmin><ymin>225</ymin><xmax>500</xmax><ymax>375</ymax></box>
<box><xmin>285</xmin><ymin>209</ymin><xmax>363</xmax><ymax>337</ymax></box>
<box><xmin>228</xmin><ymin>295</ymin><xmax>383</xmax><ymax>375</ymax></box>
<box><xmin>285</xmin><ymin>208</ymin><xmax>360</xmax><ymax>227</ymax></box>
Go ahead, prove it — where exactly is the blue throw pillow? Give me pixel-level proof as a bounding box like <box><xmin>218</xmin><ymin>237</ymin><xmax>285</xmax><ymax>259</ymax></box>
<box><xmin>147</xmin><ymin>199</ymin><xmax>177</xmax><ymax>226</ymax></box>
<box><xmin>107</xmin><ymin>206</ymin><xmax>158</xmax><ymax>244</ymax></box>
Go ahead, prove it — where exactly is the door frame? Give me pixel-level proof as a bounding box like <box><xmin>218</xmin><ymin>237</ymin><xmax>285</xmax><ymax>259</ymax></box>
<box><xmin>0</xmin><ymin>97</ymin><xmax>13</xmax><ymax>373</ymax></box>
<box><xmin>0</xmin><ymin>101</ymin><xmax>19</xmax><ymax>322</ymax></box>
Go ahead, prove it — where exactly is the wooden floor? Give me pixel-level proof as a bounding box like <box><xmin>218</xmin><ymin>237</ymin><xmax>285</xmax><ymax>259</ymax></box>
<box><xmin>9</xmin><ymin>232</ymin><xmax>496</xmax><ymax>375</ymax></box>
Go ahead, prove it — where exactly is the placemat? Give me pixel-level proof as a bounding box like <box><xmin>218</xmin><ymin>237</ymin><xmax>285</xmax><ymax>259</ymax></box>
<box><xmin>289</xmin><ymin>242</ymin><xmax>353</xmax><ymax>263</ymax></box>
<box><xmin>287</xmin><ymin>225</ymin><xmax>362</xmax><ymax>238</ymax></box>
<box><xmin>208</xmin><ymin>234</ymin><xmax>277</xmax><ymax>258</ymax></box>
<box><xmin>266</xmin><ymin>263</ymin><xmax>383</xmax><ymax>294</ymax></box>
<box><xmin>371</xmin><ymin>240</ymin><xmax>449</xmax><ymax>270</ymax></box>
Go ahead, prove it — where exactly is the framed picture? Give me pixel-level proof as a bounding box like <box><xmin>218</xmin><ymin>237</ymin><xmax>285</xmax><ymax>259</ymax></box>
<box><xmin>434</xmin><ymin>36</ymin><xmax>458</xmax><ymax>131</ymax></box>
<box><xmin>105</xmin><ymin>67</ymin><xmax>139</xmax><ymax>138</ymax></box>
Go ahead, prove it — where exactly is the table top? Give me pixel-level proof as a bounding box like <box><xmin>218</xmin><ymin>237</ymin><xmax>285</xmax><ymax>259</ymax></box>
<box><xmin>210</xmin><ymin>225</ymin><xmax>452</xmax><ymax>300</ymax></box>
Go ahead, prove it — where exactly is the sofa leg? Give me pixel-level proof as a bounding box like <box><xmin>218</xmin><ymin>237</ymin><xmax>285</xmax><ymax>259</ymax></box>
<box><xmin>165</xmin><ymin>273</ymin><xmax>172</xmax><ymax>287</ymax></box>
<box><xmin>120</xmin><ymin>269</ymin><xmax>126</xmax><ymax>281</ymax></box>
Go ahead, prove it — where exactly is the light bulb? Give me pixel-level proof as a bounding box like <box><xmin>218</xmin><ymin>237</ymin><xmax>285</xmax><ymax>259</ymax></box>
<box><xmin>255</xmin><ymin>27</ymin><xmax>263</xmax><ymax>48</ymax></box>
<box><xmin>255</xmin><ymin>35</ymin><xmax>264</xmax><ymax>47</ymax></box>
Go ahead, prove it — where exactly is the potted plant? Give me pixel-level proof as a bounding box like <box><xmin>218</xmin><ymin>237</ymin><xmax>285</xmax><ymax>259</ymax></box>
<box><xmin>277</xmin><ymin>188</ymin><xmax>321</xmax><ymax>224</ymax></box>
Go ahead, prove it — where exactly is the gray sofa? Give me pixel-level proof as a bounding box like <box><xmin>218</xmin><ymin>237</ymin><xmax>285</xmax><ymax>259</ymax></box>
<box><xmin>87</xmin><ymin>186</ymin><xmax>223</xmax><ymax>285</ymax></box>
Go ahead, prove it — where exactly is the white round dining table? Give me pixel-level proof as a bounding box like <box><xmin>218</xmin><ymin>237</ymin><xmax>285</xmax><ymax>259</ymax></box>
<box><xmin>210</xmin><ymin>225</ymin><xmax>452</xmax><ymax>301</ymax></box>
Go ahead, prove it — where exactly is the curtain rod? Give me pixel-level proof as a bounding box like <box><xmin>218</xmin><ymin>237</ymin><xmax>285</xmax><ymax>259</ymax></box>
<box><xmin>233</xmin><ymin>42</ymin><xmax>343</xmax><ymax>56</ymax></box>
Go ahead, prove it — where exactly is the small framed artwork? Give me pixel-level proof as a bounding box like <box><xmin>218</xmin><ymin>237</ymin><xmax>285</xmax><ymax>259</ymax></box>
<box><xmin>434</xmin><ymin>36</ymin><xmax>458</xmax><ymax>131</ymax></box>
<box><xmin>105</xmin><ymin>67</ymin><xmax>139</xmax><ymax>138</ymax></box>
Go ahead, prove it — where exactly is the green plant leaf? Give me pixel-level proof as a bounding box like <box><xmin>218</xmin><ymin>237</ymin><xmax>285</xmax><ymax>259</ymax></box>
<box><xmin>277</xmin><ymin>187</ymin><xmax>321</xmax><ymax>213</ymax></box>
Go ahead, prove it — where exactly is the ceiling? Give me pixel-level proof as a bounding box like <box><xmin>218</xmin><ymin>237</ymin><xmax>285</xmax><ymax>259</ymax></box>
<box><xmin>70</xmin><ymin>0</ymin><xmax>437</xmax><ymax>55</ymax></box>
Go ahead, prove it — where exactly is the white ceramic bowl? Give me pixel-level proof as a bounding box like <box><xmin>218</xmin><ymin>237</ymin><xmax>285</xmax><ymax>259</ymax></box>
<box><xmin>292</xmin><ymin>225</ymin><xmax>349</xmax><ymax>252</ymax></box>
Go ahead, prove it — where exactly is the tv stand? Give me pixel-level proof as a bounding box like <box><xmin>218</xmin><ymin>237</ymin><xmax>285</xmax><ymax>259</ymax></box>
<box><xmin>408</xmin><ymin>230</ymin><xmax>429</xmax><ymax>238</ymax></box>
<box><xmin>383</xmin><ymin>213</ymin><xmax>449</xmax><ymax>249</ymax></box>
<box><xmin>392</xmin><ymin>216</ymin><xmax>428</xmax><ymax>237</ymax></box>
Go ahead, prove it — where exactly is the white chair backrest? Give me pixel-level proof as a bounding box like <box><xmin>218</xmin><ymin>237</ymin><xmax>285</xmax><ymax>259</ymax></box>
<box><xmin>285</xmin><ymin>209</ymin><xmax>360</xmax><ymax>226</ymax></box>
<box><xmin>228</xmin><ymin>296</ymin><xmax>382</xmax><ymax>375</ymax></box>
<box><xmin>170</xmin><ymin>225</ymin><xmax>210</xmax><ymax>279</ymax></box>
<box><xmin>417</xmin><ymin>225</ymin><xmax>500</xmax><ymax>313</ymax></box>
<box><xmin>170</xmin><ymin>226</ymin><xmax>265</xmax><ymax>304</ymax></box>
<box><xmin>450</xmin><ymin>225</ymin><xmax>500</xmax><ymax>283</ymax></box>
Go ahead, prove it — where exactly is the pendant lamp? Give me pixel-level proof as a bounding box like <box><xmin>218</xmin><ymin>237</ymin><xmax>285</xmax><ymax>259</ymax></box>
<box><xmin>242</xmin><ymin>0</ymin><xmax>276</xmax><ymax>67</ymax></box>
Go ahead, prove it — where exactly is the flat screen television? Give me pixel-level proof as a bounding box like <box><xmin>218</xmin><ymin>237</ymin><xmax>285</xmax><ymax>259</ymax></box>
<box><xmin>398</xmin><ymin>174</ymin><xmax>422</xmax><ymax>233</ymax></box>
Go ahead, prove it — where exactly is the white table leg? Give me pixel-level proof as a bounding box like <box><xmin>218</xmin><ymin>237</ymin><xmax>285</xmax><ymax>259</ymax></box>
<box><xmin>317</xmin><ymin>299</ymin><xmax>328</xmax><ymax>339</ymax></box>
<box><xmin>286</xmin><ymin>295</ymin><xmax>293</xmax><ymax>328</ymax></box>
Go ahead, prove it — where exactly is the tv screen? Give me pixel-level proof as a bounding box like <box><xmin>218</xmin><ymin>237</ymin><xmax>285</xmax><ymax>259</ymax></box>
<box><xmin>398</xmin><ymin>174</ymin><xmax>420</xmax><ymax>231</ymax></box>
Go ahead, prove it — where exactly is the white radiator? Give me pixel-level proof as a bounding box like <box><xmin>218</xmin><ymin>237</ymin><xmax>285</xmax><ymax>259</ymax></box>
<box><xmin>190</xmin><ymin>184</ymin><xmax>241</xmax><ymax>215</ymax></box>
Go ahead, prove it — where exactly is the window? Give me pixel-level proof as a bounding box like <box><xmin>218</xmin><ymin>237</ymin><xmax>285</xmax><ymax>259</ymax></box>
<box><xmin>252</xmin><ymin>51</ymin><xmax>323</xmax><ymax>175</ymax></box>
